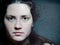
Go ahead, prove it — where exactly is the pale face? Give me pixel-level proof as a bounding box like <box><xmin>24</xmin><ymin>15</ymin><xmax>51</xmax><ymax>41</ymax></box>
<box><xmin>4</xmin><ymin>3</ymin><xmax>33</xmax><ymax>41</ymax></box>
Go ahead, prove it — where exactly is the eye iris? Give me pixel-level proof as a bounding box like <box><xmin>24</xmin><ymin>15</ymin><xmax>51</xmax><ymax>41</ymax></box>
<box><xmin>24</xmin><ymin>17</ymin><xmax>26</xmax><ymax>19</ymax></box>
<box><xmin>10</xmin><ymin>17</ymin><xmax>13</xmax><ymax>20</ymax></box>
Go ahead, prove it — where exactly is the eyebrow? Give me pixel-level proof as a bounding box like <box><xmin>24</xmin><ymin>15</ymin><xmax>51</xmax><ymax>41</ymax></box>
<box><xmin>21</xmin><ymin>15</ymin><xmax>30</xmax><ymax>17</ymax></box>
<box><xmin>21</xmin><ymin>15</ymin><xmax>27</xmax><ymax>17</ymax></box>
<box><xmin>5</xmin><ymin>15</ymin><xmax>30</xmax><ymax>18</ymax></box>
<box><xmin>5</xmin><ymin>15</ymin><xmax>16</xmax><ymax>18</ymax></box>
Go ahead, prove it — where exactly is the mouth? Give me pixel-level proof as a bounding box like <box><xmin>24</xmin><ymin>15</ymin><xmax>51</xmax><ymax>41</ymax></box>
<box><xmin>13</xmin><ymin>32</ymin><xmax>24</xmax><ymax>36</ymax></box>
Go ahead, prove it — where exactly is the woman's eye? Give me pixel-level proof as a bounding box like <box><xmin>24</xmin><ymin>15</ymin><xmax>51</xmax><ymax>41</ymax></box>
<box><xmin>5</xmin><ymin>16</ymin><xmax>15</xmax><ymax>22</ymax></box>
<box><xmin>23</xmin><ymin>17</ymin><xmax>27</xmax><ymax>20</ymax></box>
<box><xmin>22</xmin><ymin>17</ymin><xmax>30</xmax><ymax>21</ymax></box>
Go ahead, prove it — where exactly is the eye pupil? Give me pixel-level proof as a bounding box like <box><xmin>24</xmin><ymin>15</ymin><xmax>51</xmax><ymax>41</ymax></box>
<box><xmin>10</xmin><ymin>17</ymin><xmax>13</xmax><ymax>19</ymax></box>
<box><xmin>24</xmin><ymin>17</ymin><xmax>26</xmax><ymax>19</ymax></box>
<box><xmin>8</xmin><ymin>17</ymin><xmax>14</xmax><ymax>20</ymax></box>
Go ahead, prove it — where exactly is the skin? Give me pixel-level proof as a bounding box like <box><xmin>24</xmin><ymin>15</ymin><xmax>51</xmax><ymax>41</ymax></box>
<box><xmin>4</xmin><ymin>3</ymin><xmax>33</xmax><ymax>41</ymax></box>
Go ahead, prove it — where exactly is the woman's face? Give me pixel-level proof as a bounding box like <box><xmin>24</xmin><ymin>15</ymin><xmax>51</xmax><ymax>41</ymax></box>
<box><xmin>4</xmin><ymin>3</ymin><xmax>33</xmax><ymax>41</ymax></box>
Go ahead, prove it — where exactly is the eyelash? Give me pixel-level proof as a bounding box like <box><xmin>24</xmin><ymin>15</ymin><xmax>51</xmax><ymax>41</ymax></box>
<box><xmin>22</xmin><ymin>17</ymin><xmax>29</xmax><ymax>20</ymax></box>
<box><xmin>5</xmin><ymin>16</ymin><xmax>30</xmax><ymax>22</ymax></box>
<box><xmin>6</xmin><ymin>16</ymin><xmax>15</xmax><ymax>21</ymax></box>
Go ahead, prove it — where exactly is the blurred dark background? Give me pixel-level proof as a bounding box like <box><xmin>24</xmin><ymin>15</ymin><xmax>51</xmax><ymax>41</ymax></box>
<box><xmin>0</xmin><ymin>0</ymin><xmax>60</xmax><ymax>45</ymax></box>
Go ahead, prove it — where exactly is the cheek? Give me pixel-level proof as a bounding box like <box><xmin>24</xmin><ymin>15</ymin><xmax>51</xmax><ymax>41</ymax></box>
<box><xmin>23</xmin><ymin>19</ymin><xmax>33</xmax><ymax>27</ymax></box>
<box><xmin>4</xmin><ymin>20</ymin><xmax>14</xmax><ymax>31</ymax></box>
<box><xmin>23</xmin><ymin>25</ymin><xmax>32</xmax><ymax>37</ymax></box>
<box><xmin>4</xmin><ymin>20</ymin><xmax>15</xmax><ymax>37</ymax></box>
<box><xmin>22</xmin><ymin>21</ymin><xmax>33</xmax><ymax>34</ymax></box>
<box><xmin>23</xmin><ymin>21</ymin><xmax>33</xmax><ymax>29</ymax></box>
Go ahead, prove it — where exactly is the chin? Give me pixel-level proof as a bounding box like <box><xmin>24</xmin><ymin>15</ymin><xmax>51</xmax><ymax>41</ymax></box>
<box><xmin>12</xmin><ymin>36</ymin><xmax>26</xmax><ymax>41</ymax></box>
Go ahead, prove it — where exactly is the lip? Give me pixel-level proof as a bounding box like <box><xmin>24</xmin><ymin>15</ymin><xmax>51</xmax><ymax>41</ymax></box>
<box><xmin>13</xmin><ymin>32</ymin><xmax>24</xmax><ymax>36</ymax></box>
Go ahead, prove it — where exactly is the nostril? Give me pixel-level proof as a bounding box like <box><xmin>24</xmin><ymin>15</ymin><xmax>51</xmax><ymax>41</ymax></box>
<box><xmin>14</xmin><ymin>27</ymin><xmax>22</xmax><ymax>30</ymax></box>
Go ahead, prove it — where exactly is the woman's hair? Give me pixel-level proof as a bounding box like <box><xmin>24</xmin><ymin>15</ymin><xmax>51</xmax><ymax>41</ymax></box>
<box><xmin>0</xmin><ymin>0</ymin><xmax>39</xmax><ymax>23</ymax></box>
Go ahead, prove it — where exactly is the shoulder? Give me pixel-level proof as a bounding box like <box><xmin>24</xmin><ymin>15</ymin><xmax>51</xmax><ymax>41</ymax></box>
<box><xmin>37</xmin><ymin>35</ymin><xmax>54</xmax><ymax>45</ymax></box>
<box><xmin>29</xmin><ymin>32</ymin><xmax>55</xmax><ymax>45</ymax></box>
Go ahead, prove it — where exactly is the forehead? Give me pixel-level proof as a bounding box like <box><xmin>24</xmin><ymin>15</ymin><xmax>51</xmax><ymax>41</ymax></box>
<box><xmin>6</xmin><ymin>3</ymin><xmax>31</xmax><ymax>16</ymax></box>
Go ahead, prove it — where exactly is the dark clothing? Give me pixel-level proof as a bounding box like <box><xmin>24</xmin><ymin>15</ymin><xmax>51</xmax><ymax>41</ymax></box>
<box><xmin>28</xmin><ymin>32</ymin><xmax>54</xmax><ymax>45</ymax></box>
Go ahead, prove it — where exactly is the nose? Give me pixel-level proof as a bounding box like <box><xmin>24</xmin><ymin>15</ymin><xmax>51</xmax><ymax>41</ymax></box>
<box><xmin>14</xmin><ymin>27</ymin><xmax>22</xmax><ymax>30</ymax></box>
<box><xmin>14</xmin><ymin>20</ymin><xmax>22</xmax><ymax>30</ymax></box>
